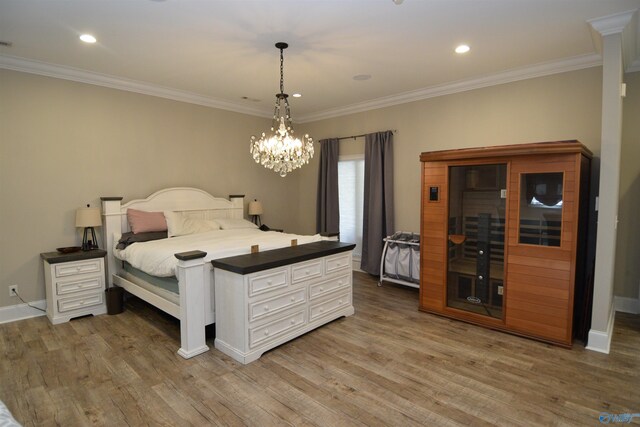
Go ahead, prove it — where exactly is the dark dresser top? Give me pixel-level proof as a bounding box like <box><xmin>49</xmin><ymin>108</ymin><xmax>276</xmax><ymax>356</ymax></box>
<box><xmin>41</xmin><ymin>249</ymin><xmax>107</xmax><ymax>264</ymax></box>
<box><xmin>211</xmin><ymin>241</ymin><xmax>355</xmax><ymax>275</ymax></box>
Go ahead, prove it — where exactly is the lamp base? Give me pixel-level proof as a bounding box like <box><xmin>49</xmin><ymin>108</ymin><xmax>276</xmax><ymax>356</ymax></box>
<box><xmin>82</xmin><ymin>227</ymin><xmax>99</xmax><ymax>251</ymax></box>
<box><xmin>251</xmin><ymin>215</ymin><xmax>262</xmax><ymax>227</ymax></box>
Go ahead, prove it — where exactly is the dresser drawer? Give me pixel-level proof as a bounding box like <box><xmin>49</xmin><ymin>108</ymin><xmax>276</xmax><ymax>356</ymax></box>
<box><xmin>309</xmin><ymin>290</ymin><xmax>351</xmax><ymax>321</ymax></box>
<box><xmin>249</xmin><ymin>289</ymin><xmax>306</xmax><ymax>322</ymax></box>
<box><xmin>248</xmin><ymin>268</ymin><xmax>288</xmax><ymax>297</ymax></box>
<box><xmin>325</xmin><ymin>253</ymin><xmax>350</xmax><ymax>274</ymax></box>
<box><xmin>55</xmin><ymin>259</ymin><xmax>102</xmax><ymax>278</ymax></box>
<box><xmin>309</xmin><ymin>273</ymin><xmax>351</xmax><ymax>300</ymax></box>
<box><xmin>292</xmin><ymin>259</ymin><xmax>323</xmax><ymax>284</ymax></box>
<box><xmin>56</xmin><ymin>276</ymin><xmax>103</xmax><ymax>296</ymax></box>
<box><xmin>249</xmin><ymin>310</ymin><xmax>305</xmax><ymax>348</ymax></box>
<box><xmin>57</xmin><ymin>292</ymin><xmax>103</xmax><ymax>313</ymax></box>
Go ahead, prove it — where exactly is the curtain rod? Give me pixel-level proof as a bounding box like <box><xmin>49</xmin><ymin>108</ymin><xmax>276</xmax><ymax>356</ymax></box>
<box><xmin>335</xmin><ymin>129</ymin><xmax>397</xmax><ymax>141</ymax></box>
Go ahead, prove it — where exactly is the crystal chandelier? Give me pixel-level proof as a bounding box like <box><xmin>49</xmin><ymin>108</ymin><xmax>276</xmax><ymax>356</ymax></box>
<box><xmin>250</xmin><ymin>42</ymin><xmax>314</xmax><ymax>177</ymax></box>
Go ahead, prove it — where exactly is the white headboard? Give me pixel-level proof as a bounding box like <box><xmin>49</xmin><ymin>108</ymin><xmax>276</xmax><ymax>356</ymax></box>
<box><xmin>101</xmin><ymin>187</ymin><xmax>244</xmax><ymax>280</ymax></box>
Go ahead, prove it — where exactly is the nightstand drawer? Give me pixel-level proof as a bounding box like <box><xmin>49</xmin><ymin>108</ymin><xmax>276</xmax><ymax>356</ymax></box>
<box><xmin>309</xmin><ymin>290</ymin><xmax>351</xmax><ymax>321</ymax></box>
<box><xmin>55</xmin><ymin>259</ymin><xmax>102</xmax><ymax>278</ymax></box>
<box><xmin>57</xmin><ymin>292</ymin><xmax>103</xmax><ymax>313</ymax></box>
<box><xmin>292</xmin><ymin>260</ymin><xmax>323</xmax><ymax>283</ymax></box>
<box><xmin>325</xmin><ymin>253</ymin><xmax>350</xmax><ymax>274</ymax></box>
<box><xmin>248</xmin><ymin>268</ymin><xmax>288</xmax><ymax>297</ymax></box>
<box><xmin>249</xmin><ymin>310</ymin><xmax>305</xmax><ymax>348</ymax></box>
<box><xmin>249</xmin><ymin>289</ymin><xmax>306</xmax><ymax>322</ymax></box>
<box><xmin>309</xmin><ymin>273</ymin><xmax>351</xmax><ymax>300</ymax></box>
<box><xmin>56</xmin><ymin>276</ymin><xmax>103</xmax><ymax>296</ymax></box>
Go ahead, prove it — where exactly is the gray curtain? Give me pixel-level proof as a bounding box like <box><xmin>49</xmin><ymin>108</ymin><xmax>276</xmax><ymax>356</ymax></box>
<box><xmin>316</xmin><ymin>138</ymin><xmax>340</xmax><ymax>234</ymax></box>
<box><xmin>361</xmin><ymin>130</ymin><xmax>394</xmax><ymax>275</ymax></box>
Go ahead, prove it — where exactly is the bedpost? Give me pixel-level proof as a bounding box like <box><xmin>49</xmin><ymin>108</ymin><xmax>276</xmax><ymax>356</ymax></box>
<box><xmin>228</xmin><ymin>194</ymin><xmax>245</xmax><ymax>219</ymax></box>
<box><xmin>101</xmin><ymin>196</ymin><xmax>124</xmax><ymax>284</ymax></box>
<box><xmin>175</xmin><ymin>250</ymin><xmax>210</xmax><ymax>358</ymax></box>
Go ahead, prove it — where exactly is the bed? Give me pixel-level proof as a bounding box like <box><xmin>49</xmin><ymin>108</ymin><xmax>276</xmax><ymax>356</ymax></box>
<box><xmin>101</xmin><ymin>187</ymin><xmax>352</xmax><ymax>360</ymax></box>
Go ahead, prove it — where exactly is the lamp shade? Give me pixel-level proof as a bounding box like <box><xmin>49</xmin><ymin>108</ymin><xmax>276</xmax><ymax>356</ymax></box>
<box><xmin>75</xmin><ymin>207</ymin><xmax>102</xmax><ymax>228</ymax></box>
<box><xmin>248</xmin><ymin>200</ymin><xmax>263</xmax><ymax>216</ymax></box>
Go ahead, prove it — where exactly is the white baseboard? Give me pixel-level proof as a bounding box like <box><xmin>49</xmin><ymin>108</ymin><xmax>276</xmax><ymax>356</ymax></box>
<box><xmin>352</xmin><ymin>257</ymin><xmax>363</xmax><ymax>273</ymax></box>
<box><xmin>614</xmin><ymin>296</ymin><xmax>640</xmax><ymax>314</ymax></box>
<box><xmin>586</xmin><ymin>307</ymin><xmax>616</xmax><ymax>354</ymax></box>
<box><xmin>0</xmin><ymin>300</ymin><xmax>46</xmax><ymax>324</ymax></box>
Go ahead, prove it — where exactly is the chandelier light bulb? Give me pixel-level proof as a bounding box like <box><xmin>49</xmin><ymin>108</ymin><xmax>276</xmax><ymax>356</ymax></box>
<box><xmin>249</xmin><ymin>42</ymin><xmax>314</xmax><ymax>177</ymax></box>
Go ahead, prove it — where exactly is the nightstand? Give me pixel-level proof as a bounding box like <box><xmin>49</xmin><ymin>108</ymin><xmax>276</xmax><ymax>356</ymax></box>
<box><xmin>41</xmin><ymin>249</ymin><xmax>108</xmax><ymax>324</ymax></box>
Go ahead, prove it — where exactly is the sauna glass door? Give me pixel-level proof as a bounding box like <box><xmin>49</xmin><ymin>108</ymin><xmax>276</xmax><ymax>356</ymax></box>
<box><xmin>447</xmin><ymin>164</ymin><xmax>507</xmax><ymax>319</ymax></box>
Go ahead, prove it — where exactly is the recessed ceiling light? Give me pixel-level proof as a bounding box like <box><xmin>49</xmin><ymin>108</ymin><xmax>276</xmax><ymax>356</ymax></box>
<box><xmin>353</xmin><ymin>74</ymin><xmax>372</xmax><ymax>81</ymax></box>
<box><xmin>455</xmin><ymin>44</ymin><xmax>470</xmax><ymax>54</ymax></box>
<box><xmin>80</xmin><ymin>34</ymin><xmax>97</xmax><ymax>44</ymax></box>
<box><xmin>292</xmin><ymin>93</ymin><xmax>302</xmax><ymax>98</ymax></box>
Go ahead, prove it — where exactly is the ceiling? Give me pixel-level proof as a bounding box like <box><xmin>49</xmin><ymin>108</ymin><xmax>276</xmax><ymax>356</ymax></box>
<box><xmin>1</xmin><ymin>0</ymin><xmax>639</xmax><ymax>122</ymax></box>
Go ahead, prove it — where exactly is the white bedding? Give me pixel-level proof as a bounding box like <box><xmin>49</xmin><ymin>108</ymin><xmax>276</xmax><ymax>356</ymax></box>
<box><xmin>114</xmin><ymin>228</ymin><xmax>323</xmax><ymax>277</ymax></box>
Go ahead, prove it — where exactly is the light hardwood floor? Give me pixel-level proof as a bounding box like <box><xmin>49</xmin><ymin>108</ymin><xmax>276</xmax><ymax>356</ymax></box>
<box><xmin>1</xmin><ymin>272</ymin><xmax>639</xmax><ymax>426</ymax></box>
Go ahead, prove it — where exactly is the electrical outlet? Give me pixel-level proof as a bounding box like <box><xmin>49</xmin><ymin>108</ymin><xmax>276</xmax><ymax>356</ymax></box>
<box><xmin>9</xmin><ymin>285</ymin><xmax>17</xmax><ymax>297</ymax></box>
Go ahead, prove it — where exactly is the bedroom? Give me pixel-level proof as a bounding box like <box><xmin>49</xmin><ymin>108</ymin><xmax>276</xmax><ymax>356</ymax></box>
<box><xmin>1</xmin><ymin>0</ymin><xmax>640</xmax><ymax>425</ymax></box>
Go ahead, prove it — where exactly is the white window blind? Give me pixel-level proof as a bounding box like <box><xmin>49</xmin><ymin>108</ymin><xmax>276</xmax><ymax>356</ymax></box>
<box><xmin>338</xmin><ymin>156</ymin><xmax>365</xmax><ymax>258</ymax></box>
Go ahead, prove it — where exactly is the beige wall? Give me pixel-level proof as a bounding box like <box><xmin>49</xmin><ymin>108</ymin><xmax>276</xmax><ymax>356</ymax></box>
<box><xmin>615</xmin><ymin>71</ymin><xmax>640</xmax><ymax>299</ymax></box>
<box><xmin>0</xmin><ymin>69</ymin><xmax>301</xmax><ymax>308</ymax></box>
<box><xmin>2</xmin><ymin>66</ymin><xmax>637</xmax><ymax>310</ymax></box>
<box><xmin>298</xmin><ymin>67</ymin><xmax>603</xmax><ymax>235</ymax></box>
<box><xmin>299</xmin><ymin>66</ymin><xmax>639</xmax><ymax>300</ymax></box>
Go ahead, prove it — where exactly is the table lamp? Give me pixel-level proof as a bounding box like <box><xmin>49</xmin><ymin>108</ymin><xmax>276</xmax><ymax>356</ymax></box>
<box><xmin>249</xmin><ymin>199</ymin><xmax>263</xmax><ymax>226</ymax></box>
<box><xmin>76</xmin><ymin>205</ymin><xmax>102</xmax><ymax>251</ymax></box>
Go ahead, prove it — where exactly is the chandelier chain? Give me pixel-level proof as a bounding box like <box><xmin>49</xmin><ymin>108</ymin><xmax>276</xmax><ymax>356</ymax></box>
<box><xmin>279</xmin><ymin>47</ymin><xmax>285</xmax><ymax>95</ymax></box>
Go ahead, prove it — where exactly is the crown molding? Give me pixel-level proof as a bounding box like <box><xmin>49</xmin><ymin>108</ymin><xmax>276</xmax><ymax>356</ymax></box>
<box><xmin>1</xmin><ymin>52</ymin><xmax>605</xmax><ymax>124</ymax></box>
<box><xmin>588</xmin><ymin>10</ymin><xmax>635</xmax><ymax>36</ymax></box>
<box><xmin>588</xmin><ymin>9</ymin><xmax>639</xmax><ymax>73</ymax></box>
<box><xmin>0</xmin><ymin>54</ymin><xmax>272</xmax><ymax>118</ymax></box>
<box><xmin>297</xmin><ymin>53</ymin><xmax>602</xmax><ymax>123</ymax></box>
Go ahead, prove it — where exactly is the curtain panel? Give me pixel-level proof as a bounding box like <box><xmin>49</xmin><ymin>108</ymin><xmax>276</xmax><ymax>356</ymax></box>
<box><xmin>361</xmin><ymin>130</ymin><xmax>395</xmax><ymax>274</ymax></box>
<box><xmin>316</xmin><ymin>138</ymin><xmax>340</xmax><ymax>234</ymax></box>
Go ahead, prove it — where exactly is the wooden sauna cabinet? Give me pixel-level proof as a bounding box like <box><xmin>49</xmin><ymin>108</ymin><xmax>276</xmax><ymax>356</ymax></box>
<box><xmin>419</xmin><ymin>140</ymin><xmax>592</xmax><ymax>347</ymax></box>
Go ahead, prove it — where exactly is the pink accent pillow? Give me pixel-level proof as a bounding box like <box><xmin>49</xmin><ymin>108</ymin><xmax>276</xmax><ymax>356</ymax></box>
<box><xmin>127</xmin><ymin>208</ymin><xmax>167</xmax><ymax>234</ymax></box>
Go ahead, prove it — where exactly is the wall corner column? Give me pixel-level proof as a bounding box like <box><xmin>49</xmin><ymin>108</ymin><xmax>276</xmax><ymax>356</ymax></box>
<box><xmin>586</xmin><ymin>10</ymin><xmax>635</xmax><ymax>354</ymax></box>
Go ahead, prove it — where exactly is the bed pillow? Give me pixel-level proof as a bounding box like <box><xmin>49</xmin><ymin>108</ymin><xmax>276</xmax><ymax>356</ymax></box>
<box><xmin>127</xmin><ymin>208</ymin><xmax>167</xmax><ymax>234</ymax></box>
<box><xmin>116</xmin><ymin>231</ymin><xmax>168</xmax><ymax>249</ymax></box>
<box><xmin>216</xmin><ymin>218</ymin><xmax>259</xmax><ymax>230</ymax></box>
<box><xmin>164</xmin><ymin>211</ymin><xmax>221</xmax><ymax>237</ymax></box>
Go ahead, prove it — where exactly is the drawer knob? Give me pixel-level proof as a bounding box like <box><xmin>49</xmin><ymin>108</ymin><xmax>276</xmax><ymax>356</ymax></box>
<box><xmin>338</xmin><ymin>281</ymin><xmax>342</xmax><ymax>285</ymax></box>
<box><xmin>320</xmin><ymin>307</ymin><xmax>324</xmax><ymax>313</ymax></box>
<box><xmin>339</xmin><ymin>300</ymin><xmax>343</xmax><ymax>304</ymax></box>
<box><xmin>319</xmin><ymin>287</ymin><xmax>324</xmax><ymax>292</ymax></box>
<box><xmin>264</xmin><ymin>329</ymin><xmax>269</xmax><ymax>336</ymax></box>
<box><xmin>305</xmin><ymin>270</ymin><xmax>310</xmax><ymax>275</ymax></box>
<box><xmin>290</xmin><ymin>319</ymin><xmax>295</xmax><ymax>325</ymax></box>
<box><xmin>76</xmin><ymin>267</ymin><xmax>81</xmax><ymax>271</ymax></box>
<box><xmin>264</xmin><ymin>305</ymin><xmax>269</xmax><ymax>311</ymax></box>
<box><xmin>478</xmin><ymin>275</ymin><xmax>484</xmax><ymax>280</ymax></box>
<box><xmin>267</xmin><ymin>280</ymin><xmax>272</xmax><ymax>285</ymax></box>
<box><xmin>290</xmin><ymin>296</ymin><xmax>295</xmax><ymax>302</ymax></box>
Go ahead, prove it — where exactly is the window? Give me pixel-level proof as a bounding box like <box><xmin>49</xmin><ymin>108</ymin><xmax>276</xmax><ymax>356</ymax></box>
<box><xmin>338</xmin><ymin>155</ymin><xmax>365</xmax><ymax>258</ymax></box>
<box><xmin>518</xmin><ymin>172</ymin><xmax>563</xmax><ymax>247</ymax></box>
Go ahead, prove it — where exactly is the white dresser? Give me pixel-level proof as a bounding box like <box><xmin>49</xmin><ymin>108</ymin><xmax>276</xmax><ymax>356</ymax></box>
<box><xmin>41</xmin><ymin>249</ymin><xmax>107</xmax><ymax>324</ymax></box>
<box><xmin>212</xmin><ymin>241</ymin><xmax>355</xmax><ymax>364</ymax></box>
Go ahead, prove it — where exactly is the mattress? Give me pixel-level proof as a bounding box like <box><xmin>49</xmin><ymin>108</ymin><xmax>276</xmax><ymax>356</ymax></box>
<box><xmin>123</xmin><ymin>262</ymin><xmax>178</xmax><ymax>294</ymax></box>
<box><xmin>114</xmin><ymin>228</ymin><xmax>323</xmax><ymax>277</ymax></box>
